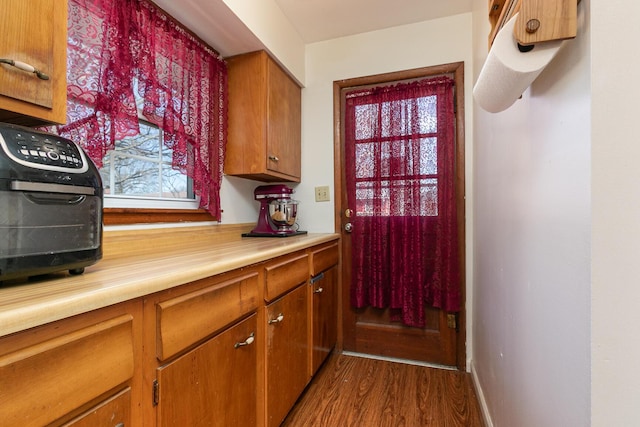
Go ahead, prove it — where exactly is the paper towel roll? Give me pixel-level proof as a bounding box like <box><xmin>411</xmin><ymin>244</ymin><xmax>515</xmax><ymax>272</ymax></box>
<box><xmin>473</xmin><ymin>13</ymin><xmax>566</xmax><ymax>113</ymax></box>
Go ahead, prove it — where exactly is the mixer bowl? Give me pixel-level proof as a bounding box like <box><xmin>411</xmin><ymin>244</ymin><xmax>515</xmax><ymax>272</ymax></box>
<box><xmin>269</xmin><ymin>199</ymin><xmax>299</xmax><ymax>228</ymax></box>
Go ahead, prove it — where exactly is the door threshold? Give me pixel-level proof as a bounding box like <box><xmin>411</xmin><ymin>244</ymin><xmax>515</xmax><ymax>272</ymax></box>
<box><xmin>341</xmin><ymin>351</ymin><xmax>458</xmax><ymax>371</ymax></box>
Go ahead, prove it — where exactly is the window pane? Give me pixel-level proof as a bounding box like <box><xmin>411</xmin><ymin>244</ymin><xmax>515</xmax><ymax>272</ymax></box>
<box><xmin>420</xmin><ymin>137</ymin><xmax>437</xmax><ymax>175</ymax></box>
<box><xmin>103</xmin><ymin>154</ymin><xmax>160</xmax><ymax>196</ymax></box>
<box><xmin>417</xmin><ymin>95</ymin><xmax>437</xmax><ymax>134</ymax></box>
<box><xmin>115</xmin><ymin>122</ymin><xmax>160</xmax><ymax>155</ymax></box>
<box><xmin>355</xmin><ymin>178</ymin><xmax>438</xmax><ymax>217</ymax></box>
<box><xmin>99</xmin><ymin>120</ymin><xmax>195</xmax><ymax>201</ymax></box>
<box><xmin>355</xmin><ymin>104</ymin><xmax>377</xmax><ymax>140</ymax></box>
<box><xmin>162</xmin><ymin>167</ymin><xmax>189</xmax><ymax>198</ymax></box>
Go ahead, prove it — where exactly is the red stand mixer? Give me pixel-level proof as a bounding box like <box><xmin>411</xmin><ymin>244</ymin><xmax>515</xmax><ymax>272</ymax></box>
<box><xmin>243</xmin><ymin>185</ymin><xmax>307</xmax><ymax>237</ymax></box>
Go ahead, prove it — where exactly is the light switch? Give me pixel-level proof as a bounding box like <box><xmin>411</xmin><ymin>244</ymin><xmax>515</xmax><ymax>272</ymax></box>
<box><xmin>315</xmin><ymin>186</ymin><xmax>330</xmax><ymax>202</ymax></box>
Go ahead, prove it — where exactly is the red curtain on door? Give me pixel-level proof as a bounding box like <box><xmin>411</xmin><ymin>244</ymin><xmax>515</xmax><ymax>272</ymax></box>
<box><xmin>345</xmin><ymin>77</ymin><xmax>460</xmax><ymax>328</ymax></box>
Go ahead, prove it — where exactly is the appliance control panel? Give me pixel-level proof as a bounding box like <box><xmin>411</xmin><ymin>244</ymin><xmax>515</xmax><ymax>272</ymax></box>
<box><xmin>0</xmin><ymin>126</ymin><xmax>89</xmax><ymax>174</ymax></box>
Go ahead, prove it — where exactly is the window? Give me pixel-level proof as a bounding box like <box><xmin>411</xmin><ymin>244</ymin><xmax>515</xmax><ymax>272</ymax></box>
<box><xmin>99</xmin><ymin>120</ymin><xmax>199</xmax><ymax>209</ymax></box>
<box><xmin>53</xmin><ymin>0</ymin><xmax>228</xmax><ymax>224</ymax></box>
<box><xmin>352</xmin><ymin>96</ymin><xmax>439</xmax><ymax>217</ymax></box>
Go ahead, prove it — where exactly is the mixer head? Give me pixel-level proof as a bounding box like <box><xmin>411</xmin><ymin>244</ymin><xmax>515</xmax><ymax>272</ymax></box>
<box><xmin>254</xmin><ymin>184</ymin><xmax>294</xmax><ymax>200</ymax></box>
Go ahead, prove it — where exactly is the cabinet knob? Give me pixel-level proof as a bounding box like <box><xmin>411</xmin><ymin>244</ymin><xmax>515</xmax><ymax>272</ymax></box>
<box><xmin>268</xmin><ymin>155</ymin><xmax>280</xmax><ymax>162</ymax></box>
<box><xmin>314</xmin><ymin>287</ymin><xmax>324</xmax><ymax>294</ymax></box>
<box><xmin>234</xmin><ymin>332</ymin><xmax>255</xmax><ymax>348</ymax></box>
<box><xmin>115</xmin><ymin>423</ymin><xmax>125</xmax><ymax>427</ymax></box>
<box><xmin>268</xmin><ymin>313</ymin><xmax>285</xmax><ymax>324</ymax></box>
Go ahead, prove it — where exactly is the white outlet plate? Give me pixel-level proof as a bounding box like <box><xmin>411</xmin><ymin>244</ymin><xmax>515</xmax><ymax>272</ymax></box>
<box><xmin>315</xmin><ymin>186</ymin><xmax>330</xmax><ymax>202</ymax></box>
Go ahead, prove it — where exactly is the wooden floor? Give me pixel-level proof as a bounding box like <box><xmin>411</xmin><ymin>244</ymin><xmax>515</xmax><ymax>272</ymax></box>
<box><xmin>282</xmin><ymin>353</ymin><xmax>484</xmax><ymax>427</ymax></box>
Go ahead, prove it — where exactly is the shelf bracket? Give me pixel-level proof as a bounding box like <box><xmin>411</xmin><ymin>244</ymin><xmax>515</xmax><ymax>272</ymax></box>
<box><xmin>513</xmin><ymin>0</ymin><xmax>578</xmax><ymax>46</ymax></box>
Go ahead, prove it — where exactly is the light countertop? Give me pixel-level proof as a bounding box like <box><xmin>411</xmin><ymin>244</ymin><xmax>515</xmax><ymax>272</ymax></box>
<box><xmin>0</xmin><ymin>224</ymin><xmax>339</xmax><ymax>338</ymax></box>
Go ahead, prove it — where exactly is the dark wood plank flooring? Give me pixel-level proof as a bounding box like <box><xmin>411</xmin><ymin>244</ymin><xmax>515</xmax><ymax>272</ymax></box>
<box><xmin>282</xmin><ymin>353</ymin><xmax>484</xmax><ymax>427</ymax></box>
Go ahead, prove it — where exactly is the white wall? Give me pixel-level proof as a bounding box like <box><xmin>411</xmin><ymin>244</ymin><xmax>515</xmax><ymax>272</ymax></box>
<box><xmin>471</xmin><ymin>1</ymin><xmax>591</xmax><ymax>426</ymax></box>
<box><xmin>591</xmin><ymin>1</ymin><xmax>640</xmax><ymax>425</ymax></box>
<box><xmin>197</xmin><ymin>0</ymin><xmax>307</xmax><ymax>224</ymax></box>
<box><xmin>222</xmin><ymin>0</ymin><xmax>305</xmax><ymax>83</ymax></box>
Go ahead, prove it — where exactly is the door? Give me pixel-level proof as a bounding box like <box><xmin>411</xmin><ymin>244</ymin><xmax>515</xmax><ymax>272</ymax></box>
<box><xmin>334</xmin><ymin>63</ymin><xmax>466</xmax><ymax>368</ymax></box>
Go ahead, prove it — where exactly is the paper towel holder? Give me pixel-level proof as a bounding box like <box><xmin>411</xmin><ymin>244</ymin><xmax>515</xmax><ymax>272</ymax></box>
<box><xmin>490</xmin><ymin>0</ymin><xmax>580</xmax><ymax>49</ymax></box>
<box><xmin>513</xmin><ymin>0</ymin><xmax>580</xmax><ymax>46</ymax></box>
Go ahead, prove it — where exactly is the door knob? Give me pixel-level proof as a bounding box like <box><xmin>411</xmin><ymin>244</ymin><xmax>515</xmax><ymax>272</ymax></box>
<box><xmin>344</xmin><ymin>222</ymin><xmax>353</xmax><ymax>233</ymax></box>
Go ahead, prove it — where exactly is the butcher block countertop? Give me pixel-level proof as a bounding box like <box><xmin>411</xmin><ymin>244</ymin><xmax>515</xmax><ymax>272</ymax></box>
<box><xmin>0</xmin><ymin>223</ymin><xmax>339</xmax><ymax>338</ymax></box>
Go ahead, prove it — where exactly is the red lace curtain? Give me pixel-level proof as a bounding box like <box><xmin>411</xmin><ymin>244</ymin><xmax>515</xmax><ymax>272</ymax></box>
<box><xmin>54</xmin><ymin>0</ymin><xmax>227</xmax><ymax>219</ymax></box>
<box><xmin>344</xmin><ymin>77</ymin><xmax>460</xmax><ymax>328</ymax></box>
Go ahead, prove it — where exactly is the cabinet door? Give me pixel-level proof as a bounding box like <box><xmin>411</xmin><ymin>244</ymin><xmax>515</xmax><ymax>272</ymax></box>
<box><xmin>265</xmin><ymin>283</ymin><xmax>309</xmax><ymax>427</ymax></box>
<box><xmin>225</xmin><ymin>50</ymin><xmax>301</xmax><ymax>182</ymax></box>
<box><xmin>156</xmin><ymin>314</ymin><xmax>257</xmax><ymax>427</ymax></box>
<box><xmin>0</xmin><ymin>0</ymin><xmax>67</xmax><ymax>125</ymax></box>
<box><xmin>311</xmin><ymin>265</ymin><xmax>338</xmax><ymax>374</ymax></box>
<box><xmin>266</xmin><ymin>56</ymin><xmax>301</xmax><ymax>179</ymax></box>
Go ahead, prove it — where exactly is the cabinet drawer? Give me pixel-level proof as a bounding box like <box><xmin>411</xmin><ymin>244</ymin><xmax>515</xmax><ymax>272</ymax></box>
<box><xmin>157</xmin><ymin>272</ymin><xmax>259</xmax><ymax>360</ymax></box>
<box><xmin>264</xmin><ymin>253</ymin><xmax>309</xmax><ymax>302</ymax></box>
<box><xmin>63</xmin><ymin>387</ymin><xmax>131</xmax><ymax>427</ymax></box>
<box><xmin>310</xmin><ymin>243</ymin><xmax>339</xmax><ymax>276</ymax></box>
<box><xmin>0</xmin><ymin>315</ymin><xmax>135</xmax><ymax>427</ymax></box>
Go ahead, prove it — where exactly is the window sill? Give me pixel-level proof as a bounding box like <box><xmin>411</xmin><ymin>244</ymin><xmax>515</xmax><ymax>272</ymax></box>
<box><xmin>103</xmin><ymin>208</ymin><xmax>216</xmax><ymax>225</ymax></box>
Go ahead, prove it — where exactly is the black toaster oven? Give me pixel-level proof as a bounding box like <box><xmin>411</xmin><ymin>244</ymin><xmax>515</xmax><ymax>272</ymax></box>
<box><xmin>0</xmin><ymin>123</ymin><xmax>103</xmax><ymax>281</ymax></box>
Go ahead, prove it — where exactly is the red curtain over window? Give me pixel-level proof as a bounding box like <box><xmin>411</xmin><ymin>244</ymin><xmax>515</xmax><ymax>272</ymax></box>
<box><xmin>53</xmin><ymin>0</ymin><xmax>227</xmax><ymax>219</ymax></box>
<box><xmin>344</xmin><ymin>77</ymin><xmax>460</xmax><ymax>328</ymax></box>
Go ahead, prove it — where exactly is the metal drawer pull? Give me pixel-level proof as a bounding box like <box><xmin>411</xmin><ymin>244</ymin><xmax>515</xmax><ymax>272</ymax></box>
<box><xmin>234</xmin><ymin>332</ymin><xmax>255</xmax><ymax>348</ymax></box>
<box><xmin>0</xmin><ymin>58</ymin><xmax>50</xmax><ymax>80</ymax></box>
<box><xmin>314</xmin><ymin>287</ymin><xmax>324</xmax><ymax>294</ymax></box>
<box><xmin>268</xmin><ymin>313</ymin><xmax>284</xmax><ymax>324</ymax></box>
<box><xmin>268</xmin><ymin>155</ymin><xmax>280</xmax><ymax>162</ymax></box>
<box><xmin>115</xmin><ymin>423</ymin><xmax>125</xmax><ymax>427</ymax></box>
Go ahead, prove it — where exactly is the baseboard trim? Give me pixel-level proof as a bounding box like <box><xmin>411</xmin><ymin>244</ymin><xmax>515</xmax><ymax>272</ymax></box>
<box><xmin>470</xmin><ymin>360</ymin><xmax>494</xmax><ymax>427</ymax></box>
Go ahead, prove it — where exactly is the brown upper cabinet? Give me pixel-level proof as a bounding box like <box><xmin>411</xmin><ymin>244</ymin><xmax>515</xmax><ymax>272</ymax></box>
<box><xmin>225</xmin><ymin>50</ymin><xmax>302</xmax><ymax>182</ymax></box>
<box><xmin>0</xmin><ymin>0</ymin><xmax>67</xmax><ymax>126</ymax></box>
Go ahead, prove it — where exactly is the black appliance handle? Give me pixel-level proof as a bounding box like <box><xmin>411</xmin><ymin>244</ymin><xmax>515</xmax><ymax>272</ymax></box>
<box><xmin>310</xmin><ymin>272</ymin><xmax>325</xmax><ymax>284</ymax></box>
<box><xmin>10</xmin><ymin>180</ymin><xmax>95</xmax><ymax>196</ymax></box>
<box><xmin>24</xmin><ymin>193</ymin><xmax>86</xmax><ymax>205</ymax></box>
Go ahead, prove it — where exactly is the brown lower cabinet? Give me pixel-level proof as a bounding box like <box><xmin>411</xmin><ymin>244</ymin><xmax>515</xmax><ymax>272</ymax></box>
<box><xmin>310</xmin><ymin>242</ymin><xmax>340</xmax><ymax>375</ymax></box>
<box><xmin>311</xmin><ymin>264</ymin><xmax>338</xmax><ymax>374</ymax></box>
<box><xmin>265</xmin><ymin>284</ymin><xmax>309</xmax><ymax>427</ymax></box>
<box><xmin>0</xmin><ymin>241</ymin><xmax>339</xmax><ymax>427</ymax></box>
<box><xmin>156</xmin><ymin>314</ymin><xmax>258</xmax><ymax>427</ymax></box>
<box><xmin>0</xmin><ymin>301</ymin><xmax>141</xmax><ymax>427</ymax></box>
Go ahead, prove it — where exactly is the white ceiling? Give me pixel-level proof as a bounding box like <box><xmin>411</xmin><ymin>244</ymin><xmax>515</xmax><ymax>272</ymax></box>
<box><xmin>152</xmin><ymin>0</ymin><xmax>474</xmax><ymax>57</ymax></box>
<box><xmin>274</xmin><ymin>0</ymin><xmax>474</xmax><ymax>43</ymax></box>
